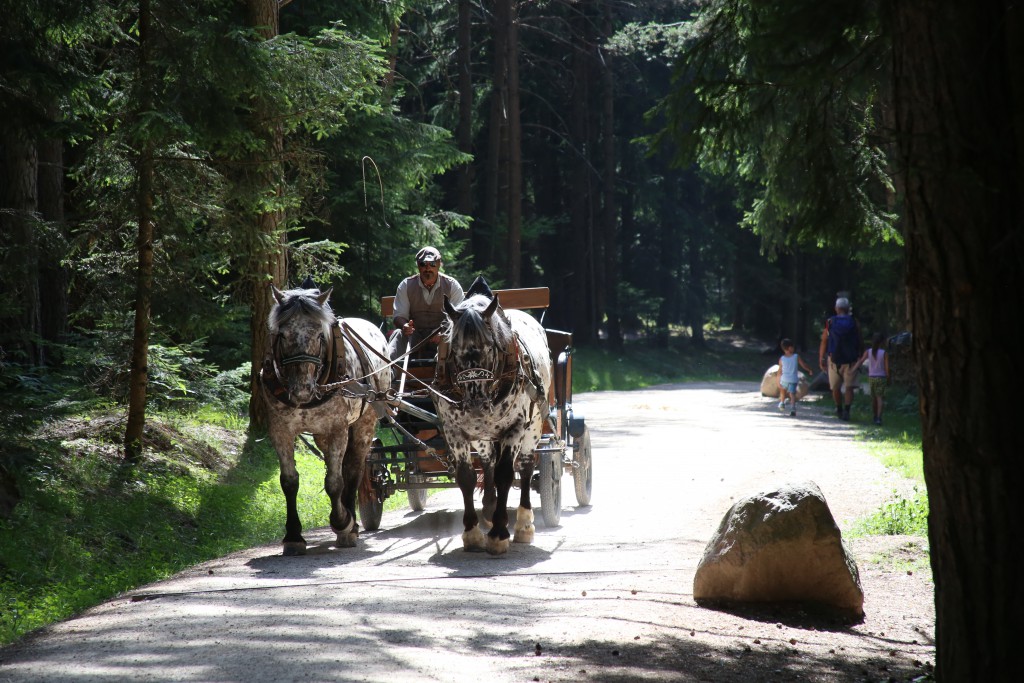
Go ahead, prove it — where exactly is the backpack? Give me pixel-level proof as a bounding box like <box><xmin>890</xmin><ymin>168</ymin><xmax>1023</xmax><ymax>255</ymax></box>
<box><xmin>827</xmin><ymin>315</ymin><xmax>860</xmax><ymax>365</ymax></box>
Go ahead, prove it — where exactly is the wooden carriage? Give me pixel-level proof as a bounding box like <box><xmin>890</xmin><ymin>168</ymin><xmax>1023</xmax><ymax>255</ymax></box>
<box><xmin>358</xmin><ymin>287</ymin><xmax>592</xmax><ymax>531</ymax></box>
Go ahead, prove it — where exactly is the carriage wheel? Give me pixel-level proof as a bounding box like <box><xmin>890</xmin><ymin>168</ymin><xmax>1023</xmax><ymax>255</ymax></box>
<box><xmin>407</xmin><ymin>474</ymin><xmax>429</xmax><ymax>512</ymax></box>
<box><xmin>537</xmin><ymin>451</ymin><xmax>562</xmax><ymax>527</ymax></box>
<box><xmin>572</xmin><ymin>427</ymin><xmax>593</xmax><ymax>507</ymax></box>
<box><xmin>358</xmin><ymin>483</ymin><xmax>384</xmax><ymax>532</ymax></box>
<box><xmin>358</xmin><ymin>445</ymin><xmax>385</xmax><ymax>532</ymax></box>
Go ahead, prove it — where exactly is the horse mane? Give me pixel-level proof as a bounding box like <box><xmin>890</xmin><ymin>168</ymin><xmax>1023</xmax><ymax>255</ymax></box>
<box><xmin>446</xmin><ymin>293</ymin><xmax>513</xmax><ymax>351</ymax></box>
<box><xmin>268</xmin><ymin>288</ymin><xmax>335</xmax><ymax>335</ymax></box>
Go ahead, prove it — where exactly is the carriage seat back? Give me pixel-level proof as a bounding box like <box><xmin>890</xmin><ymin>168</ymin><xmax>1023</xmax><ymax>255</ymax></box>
<box><xmin>379</xmin><ymin>286</ymin><xmax>550</xmax><ymax>318</ymax></box>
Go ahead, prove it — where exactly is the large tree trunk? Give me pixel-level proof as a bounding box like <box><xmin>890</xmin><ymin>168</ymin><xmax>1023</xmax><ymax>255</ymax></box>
<box><xmin>481</xmin><ymin>5</ymin><xmax>509</xmax><ymax>272</ymax></box>
<box><xmin>568</xmin><ymin>6</ymin><xmax>593</xmax><ymax>344</ymax></box>
<box><xmin>600</xmin><ymin>2</ymin><xmax>621</xmax><ymax>350</ymax></box>
<box><xmin>37</xmin><ymin>102</ymin><xmax>68</xmax><ymax>361</ymax></box>
<box><xmin>0</xmin><ymin>129</ymin><xmax>41</xmax><ymax>365</ymax></box>
<box><xmin>245</xmin><ymin>0</ymin><xmax>287</xmax><ymax>432</ymax></box>
<box><xmin>124</xmin><ymin>0</ymin><xmax>156</xmax><ymax>463</ymax></box>
<box><xmin>503</xmin><ymin>0</ymin><xmax>522</xmax><ymax>286</ymax></box>
<box><xmin>891</xmin><ymin>2</ymin><xmax>1023</xmax><ymax>679</ymax></box>
<box><xmin>455</xmin><ymin>0</ymin><xmax>474</xmax><ymax>221</ymax></box>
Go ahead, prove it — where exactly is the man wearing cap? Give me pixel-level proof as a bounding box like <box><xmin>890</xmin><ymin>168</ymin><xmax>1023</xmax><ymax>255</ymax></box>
<box><xmin>388</xmin><ymin>246</ymin><xmax>465</xmax><ymax>360</ymax></box>
<box><xmin>818</xmin><ymin>296</ymin><xmax>864</xmax><ymax>420</ymax></box>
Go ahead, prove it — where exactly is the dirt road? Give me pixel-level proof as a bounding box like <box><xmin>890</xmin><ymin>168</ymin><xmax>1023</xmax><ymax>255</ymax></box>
<box><xmin>0</xmin><ymin>382</ymin><xmax>935</xmax><ymax>682</ymax></box>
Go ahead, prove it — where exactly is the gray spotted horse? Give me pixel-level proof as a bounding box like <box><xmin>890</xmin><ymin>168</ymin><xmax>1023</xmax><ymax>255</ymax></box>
<box><xmin>260</xmin><ymin>278</ymin><xmax>389</xmax><ymax>555</ymax></box>
<box><xmin>436</xmin><ymin>278</ymin><xmax>553</xmax><ymax>555</ymax></box>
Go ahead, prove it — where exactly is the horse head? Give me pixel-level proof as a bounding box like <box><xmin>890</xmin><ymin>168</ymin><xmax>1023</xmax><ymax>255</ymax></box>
<box><xmin>268</xmin><ymin>283</ymin><xmax>335</xmax><ymax>404</ymax></box>
<box><xmin>442</xmin><ymin>291</ymin><xmax>513</xmax><ymax>407</ymax></box>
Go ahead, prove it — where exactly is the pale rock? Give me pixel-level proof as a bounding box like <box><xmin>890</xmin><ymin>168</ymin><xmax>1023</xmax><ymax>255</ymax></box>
<box><xmin>693</xmin><ymin>481</ymin><xmax>864</xmax><ymax>618</ymax></box>
<box><xmin>760</xmin><ymin>365</ymin><xmax>810</xmax><ymax>399</ymax></box>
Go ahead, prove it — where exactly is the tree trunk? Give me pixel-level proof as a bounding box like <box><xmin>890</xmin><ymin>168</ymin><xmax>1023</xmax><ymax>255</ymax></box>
<box><xmin>568</xmin><ymin>6</ymin><xmax>592</xmax><ymax>344</ymax></box>
<box><xmin>481</xmin><ymin>4</ymin><xmax>509</xmax><ymax>272</ymax></box>
<box><xmin>455</xmin><ymin>0</ymin><xmax>474</xmax><ymax>221</ymax></box>
<box><xmin>503</xmin><ymin>0</ymin><xmax>522</xmax><ymax>287</ymax></box>
<box><xmin>245</xmin><ymin>0</ymin><xmax>287</xmax><ymax>432</ymax></box>
<box><xmin>891</xmin><ymin>2</ymin><xmax>1023</xmax><ymax>679</ymax></box>
<box><xmin>600</xmin><ymin>2</ymin><xmax>621</xmax><ymax>350</ymax></box>
<box><xmin>0</xmin><ymin>128</ymin><xmax>41</xmax><ymax>365</ymax></box>
<box><xmin>37</xmin><ymin>101</ymin><xmax>68</xmax><ymax>361</ymax></box>
<box><xmin>687</xmin><ymin>221</ymin><xmax>707</xmax><ymax>348</ymax></box>
<box><xmin>124</xmin><ymin>0</ymin><xmax>156</xmax><ymax>463</ymax></box>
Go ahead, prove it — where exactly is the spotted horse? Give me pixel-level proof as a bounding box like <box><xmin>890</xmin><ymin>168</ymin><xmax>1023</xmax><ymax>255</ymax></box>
<box><xmin>260</xmin><ymin>277</ymin><xmax>390</xmax><ymax>555</ymax></box>
<box><xmin>435</xmin><ymin>277</ymin><xmax>554</xmax><ymax>555</ymax></box>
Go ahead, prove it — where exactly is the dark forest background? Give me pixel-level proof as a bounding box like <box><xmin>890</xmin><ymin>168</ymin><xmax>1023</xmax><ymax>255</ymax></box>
<box><xmin>0</xmin><ymin>0</ymin><xmax>905</xmax><ymax>427</ymax></box>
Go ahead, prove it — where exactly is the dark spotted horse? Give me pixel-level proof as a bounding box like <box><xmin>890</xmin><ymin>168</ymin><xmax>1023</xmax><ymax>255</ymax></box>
<box><xmin>260</xmin><ymin>277</ymin><xmax>390</xmax><ymax>555</ymax></box>
<box><xmin>435</xmin><ymin>277</ymin><xmax>553</xmax><ymax>555</ymax></box>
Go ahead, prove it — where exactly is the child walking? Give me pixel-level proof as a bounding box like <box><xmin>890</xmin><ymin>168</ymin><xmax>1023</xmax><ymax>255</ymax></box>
<box><xmin>856</xmin><ymin>333</ymin><xmax>891</xmax><ymax>425</ymax></box>
<box><xmin>778</xmin><ymin>338</ymin><xmax>814</xmax><ymax>417</ymax></box>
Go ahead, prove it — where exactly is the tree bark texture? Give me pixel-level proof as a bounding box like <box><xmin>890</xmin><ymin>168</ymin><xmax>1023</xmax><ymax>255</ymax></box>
<box><xmin>503</xmin><ymin>0</ymin><xmax>522</xmax><ymax>287</ymax></box>
<box><xmin>0</xmin><ymin>128</ymin><xmax>41</xmax><ymax>365</ymax></box>
<box><xmin>245</xmin><ymin>0</ymin><xmax>287</xmax><ymax>432</ymax></box>
<box><xmin>891</xmin><ymin>1</ymin><xmax>1023</xmax><ymax>678</ymax></box>
<box><xmin>124</xmin><ymin>0</ymin><xmax>156</xmax><ymax>463</ymax></box>
<box><xmin>456</xmin><ymin>0</ymin><xmax>474</xmax><ymax>220</ymax></box>
<box><xmin>481</xmin><ymin>4</ymin><xmax>509</xmax><ymax>272</ymax></box>
<box><xmin>37</xmin><ymin>101</ymin><xmax>68</xmax><ymax>359</ymax></box>
<box><xmin>600</xmin><ymin>2</ymin><xmax>621</xmax><ymax>350</ymax></box>
<box><xmin>569</xmin><ymin>6</ymin><xmax>593</xmax><ymax>344</ymax></box>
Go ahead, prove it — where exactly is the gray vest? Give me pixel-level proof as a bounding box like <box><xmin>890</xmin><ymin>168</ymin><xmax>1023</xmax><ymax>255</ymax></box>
<box><xmin>404</xmin><ymin>273</ymin><xmax>456</xmax><ymax>333</ymax></box>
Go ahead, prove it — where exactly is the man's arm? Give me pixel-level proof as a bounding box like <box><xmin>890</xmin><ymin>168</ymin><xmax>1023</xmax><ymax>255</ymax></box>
<box><xmin>447</xmin><ymin>276</ymin><xmax>465</xmax><ymax>306</ymax></box>
<box><xmin>393</xmin><ymin>279</ymin><xmax>411</xmax><ymax>330</ymax></box>
<box><xmin>818</xmin><ymin>322</ymin><xmax>829</xmax><ymax>370</ymax></box>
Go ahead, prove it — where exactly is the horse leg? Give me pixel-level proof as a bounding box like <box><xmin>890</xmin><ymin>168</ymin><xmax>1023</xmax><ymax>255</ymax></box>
<box><xmin>485</xmin><ymin>445</ymin><xmax>514</xmax><ymax>555</ymax></box>
<box><xmin>479</xmin><ymin>444</ymin><xmax>496</xmax><ymax>530</ymax></box>
<box><xmin>339</xmin><ymin>413</ymin><xmax>374</xmax><ymax>544</ymax></box>
<box><xmin>319</xmin><ymin>430</ymin><xmax>357</xmax><ymax>548</ymax></box>
<box><xmin>456</xmin><ymin>452</ymin><xmax>485</xmax><ymax>551</ymax></box>
<box><xmin>513</xmin><ymin>450</ymin><xmax>536</xmax><ymax>544</ymax></box>
<box><xmin>271</xmin><ymin>432</ymin><xmax>306</xmax><ymax>556</ymax></box>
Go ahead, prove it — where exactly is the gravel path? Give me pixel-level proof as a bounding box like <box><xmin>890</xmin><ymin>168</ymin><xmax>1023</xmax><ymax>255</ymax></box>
<box><xmin>0</xmin><ymin>382</ymin><xmax>935</xmax><ymax>682</ymax></box>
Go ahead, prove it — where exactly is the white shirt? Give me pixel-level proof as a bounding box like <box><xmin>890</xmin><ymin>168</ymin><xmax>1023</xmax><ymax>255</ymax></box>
<box><xmin>393</xmin><ymin>273</ymin><xmax>464</xmax><ymax>321</ymax></box>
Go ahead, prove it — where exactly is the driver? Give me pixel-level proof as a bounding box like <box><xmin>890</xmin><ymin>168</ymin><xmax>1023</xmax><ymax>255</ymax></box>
<box><xmin>388</xmin><ymin>246</ymin><xmax>464</xmax><ymax>360</ymax></box>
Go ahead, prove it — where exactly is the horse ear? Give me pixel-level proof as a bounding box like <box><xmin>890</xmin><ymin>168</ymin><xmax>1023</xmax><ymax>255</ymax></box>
<box><xmin>316</xmin><ymin>287</ymin><xmax>332</xmax><ymax>307</ymax></box>
<box><xmin>443</xmin><ymin>294</ymin><xmax>461</xmax><ymax>320</ymax></box>
<box><xmin>271</xmin><ymin>284</ymin><xmax>286</xmax><ymax>305</ymax></box>
<box><xmin>482</xmin><ymin>294</ymin><xmax>499</xmax><ymax>319</ymax></box>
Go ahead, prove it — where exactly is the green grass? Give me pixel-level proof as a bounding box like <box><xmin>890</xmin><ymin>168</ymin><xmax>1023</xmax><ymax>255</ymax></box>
<box><xmin>848</xmin><ymin>386</ymin><xmax>929</xmax><ymax>538</ymax></box>
<box><xmin>0</xmin><ymin>409</ymin><xmax>337</xmax><ymax>645</ymax></box>
<box><xmin>573</xmin><ymin>335</ymin><xmax>766</xmax><ymax>391</ymax></box>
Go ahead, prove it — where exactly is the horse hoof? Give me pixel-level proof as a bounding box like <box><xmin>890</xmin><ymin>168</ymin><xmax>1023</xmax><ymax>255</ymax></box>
<box><xmin>335</xmin><ymin>532</ymin><xmax>358</xmax><ymax>548</ymax></box>
<box><xmin>513</xmin><ymin>507</ymin><xmax>535</xmax><ymax>543</ymax></box>
<box><xmin>513</xmin><ymin>526</ymin><xmax>535</xmax><ymax>544</ymax></box>
<box><xmin>486</xmin><ymin>536</ymin><xmax>510</xmax><ymax>556</ymax></box>
<box><xmin>462</xmin><ymin>527</ymin><xmax>486</xmax><ymax>551</ymax></box>
<box><xmin>282</xmin><ymin>542</ymin><xmax>307</xmax><ymax>556</ymax></box>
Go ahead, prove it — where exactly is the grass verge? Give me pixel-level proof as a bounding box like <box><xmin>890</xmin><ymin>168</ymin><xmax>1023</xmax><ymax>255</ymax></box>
<box><xmin>847</xmin><ymin>386</ymin><xmax>929</xmax><ymax>539</ymax></box>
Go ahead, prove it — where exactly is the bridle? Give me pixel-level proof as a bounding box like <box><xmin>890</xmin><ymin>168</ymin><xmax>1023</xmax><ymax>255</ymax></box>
<box><xmin>274</xmin><ymin>331</ymin><xmax>331</xmax><ymax>387</ymax></box>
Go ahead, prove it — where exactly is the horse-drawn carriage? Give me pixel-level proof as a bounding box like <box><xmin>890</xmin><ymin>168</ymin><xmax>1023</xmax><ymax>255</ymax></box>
<box><xmin>358</xmin><ymin>283</ymin><xmax>593</xmax><ymax>539</ymax></box>
<box><xmin>260</xmin><ymin>277</ymin><xmax>591</xmax><ymax>557</ymax></box>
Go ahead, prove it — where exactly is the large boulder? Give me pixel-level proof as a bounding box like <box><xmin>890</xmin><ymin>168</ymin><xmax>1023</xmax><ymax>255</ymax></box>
<box><xmin>693</xmin><ymin>481</ymin><xmax>864</xmax><ymax>619</ymax></box>
<box><xmin>759</xmin><ymin>364</ymin><xmax>810</xmax><ymax>399</ymax></box>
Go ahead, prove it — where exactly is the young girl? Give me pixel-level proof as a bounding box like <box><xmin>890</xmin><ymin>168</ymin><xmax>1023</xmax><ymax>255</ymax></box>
<box><xmin>778</xmin><ymin>338</ymin><xmax>814</xmax><ymax>416</ymax></box>
<box><xmin>856</xmin><ymin>333</ymin><xmax>891</xmax><ymax>425</ymax></box>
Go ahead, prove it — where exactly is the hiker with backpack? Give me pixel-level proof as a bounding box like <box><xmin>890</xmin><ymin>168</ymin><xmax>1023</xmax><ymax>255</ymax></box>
<box><xmin>818</xmin><ymin>297</ymin><xmax>864</xmax><ymax>421</ymax></box>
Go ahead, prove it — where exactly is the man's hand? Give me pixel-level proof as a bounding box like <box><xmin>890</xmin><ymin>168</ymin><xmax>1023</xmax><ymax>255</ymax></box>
<box><xmin>402</xmin><ymin>319</ymin><xmax>416</xmax><ymax>337</ymax></box>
